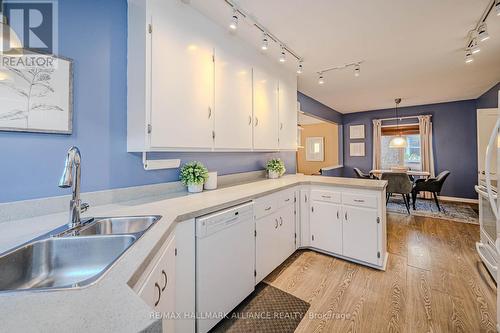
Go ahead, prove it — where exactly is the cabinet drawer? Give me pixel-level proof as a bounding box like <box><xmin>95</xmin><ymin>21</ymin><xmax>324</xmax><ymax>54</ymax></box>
<box><xmin>278</xmin><ymin>190</ymin><xmax>295</xmax><ymax>208</ymax></box>
<box><xmin>310</xmin><ymin>190</ymin><xmax>341</xmax><ymax>203</ymax></box>
<box><xmin>254</xmin><ymin>197</ymin><xmax>278</xmax><ymax>219</ymax></box>
<box><xmin>342</xmin><ymin>193</ymin><xmax>377</xmax><ymax>208</ymax></box>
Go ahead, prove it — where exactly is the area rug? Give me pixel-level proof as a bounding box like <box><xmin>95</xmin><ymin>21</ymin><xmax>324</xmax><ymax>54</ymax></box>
<box><xmin>210</xmin><ymin>283</ymin><xmax>310</xmax><ymax>333</ymax></box>
<box><xmin>387</xmin><ymin>197</ymin><xmax>478</xmax><ymax>224</ymax></box>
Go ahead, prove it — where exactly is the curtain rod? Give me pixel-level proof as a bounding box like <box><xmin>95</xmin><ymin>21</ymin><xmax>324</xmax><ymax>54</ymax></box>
<box><xmin>378</xmin><ymin>114</ymin><xmax>432</xmax><ymax>122</ymax></box>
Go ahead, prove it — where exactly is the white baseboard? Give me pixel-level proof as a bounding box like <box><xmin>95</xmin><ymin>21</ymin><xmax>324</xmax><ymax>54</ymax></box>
<box><xmin>438</xmin><ymin>195</ymin><xmax>478</xmax><ymax>204</ymax></box>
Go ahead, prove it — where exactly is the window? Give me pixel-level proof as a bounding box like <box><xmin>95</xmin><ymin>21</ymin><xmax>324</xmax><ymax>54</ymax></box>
<box><xmin>381</xmin><ymin>133</ymin><xmax>421</xmax><ymax>171</ymax></box>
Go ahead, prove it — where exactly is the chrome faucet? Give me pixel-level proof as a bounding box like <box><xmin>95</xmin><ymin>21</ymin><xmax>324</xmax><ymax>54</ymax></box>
<box><xmin>59</xmin><ymin>146</ymin><xmax>89</xmax><ymax>228</ymax></box>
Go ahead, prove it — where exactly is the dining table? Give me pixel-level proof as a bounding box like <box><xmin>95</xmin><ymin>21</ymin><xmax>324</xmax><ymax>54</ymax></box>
<box><xmin>370</xmin><ymin>169</ymin><xmax>431</xmax><ymax>179</ymax></box>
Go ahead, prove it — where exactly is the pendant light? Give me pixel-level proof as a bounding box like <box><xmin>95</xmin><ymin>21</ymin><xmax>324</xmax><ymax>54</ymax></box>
<box><xmin>389</xmin><ymin>98</ymin><xmax>408</xmax><ymax>148</ymax></box>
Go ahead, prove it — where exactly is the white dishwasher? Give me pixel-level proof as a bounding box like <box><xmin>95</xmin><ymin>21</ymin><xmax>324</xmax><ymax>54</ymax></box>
<box><xmin>195</xmin><ymin>202</ymin><xmax>255</xmax><ymax>333</ymax></box>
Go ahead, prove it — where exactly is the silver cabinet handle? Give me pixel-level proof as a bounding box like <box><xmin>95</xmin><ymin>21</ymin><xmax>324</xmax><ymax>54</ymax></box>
<box><xmin>255</xmin><ymin>117</ymin><xmax>259</xmax><ymax>127</ymax></box>
<box><xmin>305</xmin><ymin>195</ymin><xmax>308</xmax><ymax>203</ymax></box>
<box><xmin>345</xmin><ymin>212</ymin><xmax>348</xmax><ymax>221</ymax></box>
<box><xmin>248</xmin><ymin>115</ymin><xmax>252</xmax><ymax>125</ymax></box>
<box><xmin>280</xmin><ymin>122</ymin><xmax>283</xmax><ymax>130</ymax></box>
<box><xmin>275</xmin><ymin>219</ymin><xmax>279</xmax><ymax>229</ymax></box>
<box><xmin>161</xmin><ymin>270</ymin><xmax>167</xmax><ymax>291</ymax></box>
<box><xmin>279</xmin><ymin>216</ymin><xmax>283</xmax><ymax>226</ymax></box>
<box><xmin>265</xmin><ymin>206</ymin><xmax>272</xmax><ymax>211</ymax></box>
<box><xmin>285</xmin><ymin>198</ymin><xmax>290</xmax><ymax>202</ymax></box>
<box><xmin>321</xmin><ymin>195</ymin><xmax>331</xmax><ymax>199</ymax></box>
<box><xmin>154</xmin><ymin>282</ymin><xmax>161</xmax><ymax>306</ymax></box>
<box><xmin>354</xmin><ymin>199</ymin><xmax>365</xmax><ymax>203</ymax></box>
<box><xmin>208</xmin><ymin>107</ymin><xmax>212</xmax><ymax>119</ymax></box>
<box><xmin>337</xmin><ymin>211</ymin><xmax>339</xmax><ymax>219</ymax></box>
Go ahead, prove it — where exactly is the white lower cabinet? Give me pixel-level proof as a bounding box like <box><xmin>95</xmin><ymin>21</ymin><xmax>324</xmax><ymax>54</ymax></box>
<box><xmin>137</xmin><ymin>234</ymin><xmax>176</xmax><ymax>333</ymax></box>
<box><xmin>255</xmin><ymin>193</ymin><xmax>296</xmax><ymax>283</ymax></box>
<box><xmin>310</xmin><ymin>201</ymin><xmax>342</xmax><ymax>255</ymax></box>
<box><xmin>342</xmin><ymin>205</ymin><xmax>379</xmax><ymax>265</ymax></box>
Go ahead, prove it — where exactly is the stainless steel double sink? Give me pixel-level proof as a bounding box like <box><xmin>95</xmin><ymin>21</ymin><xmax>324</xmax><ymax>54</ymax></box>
<box><xmin>0</xmin><ymin>216</ymin><xmax>160</xmax><ymax>293</ymax></box>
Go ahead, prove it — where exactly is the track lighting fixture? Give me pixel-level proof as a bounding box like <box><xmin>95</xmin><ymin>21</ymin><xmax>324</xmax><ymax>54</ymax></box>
<box><xmin>318</xmin><ymin>73</ymin><xmax>325</xmax><ymax>85</ymax></box>
<box><xmin>261</xmin><ymin>34</ymin><xmax>268</xmax><ymax>50</ymax></box>
<box><xmin>477</xmin><ymin>23</ymin><xmax>490</xmax><ymax>42</ymax></box>
<box><xmin>354</xmin><ymin>64</ymin><xmax>360</xmax><ymax>77</ymax></box>
<box><xmin>465</xmin><ymin>49</ymin><xmax>474</xmax><ymax>64</ymax></box>
<box><xmin>470</xmin><ymin>39</ymin><xmax>481</xmax><ymax>54</ymax></box>
<box><xmin>229</xmin><ymin>11</ymin><xmax>238</xmax><ymax>30</ymax></box>
<box><xmin>279</xmin><ymin>46</ymin><xmax>286</xmax><ymax>63</ymax></box>
<box><xmin>496</xmin><ymin>0</ymin><xmax>500</xmax><ymax>16</ymax></box>
<box><xmin>297</xmin><ymin>62</ymin><xmax>303</xmax><ymax>74</ymax></box>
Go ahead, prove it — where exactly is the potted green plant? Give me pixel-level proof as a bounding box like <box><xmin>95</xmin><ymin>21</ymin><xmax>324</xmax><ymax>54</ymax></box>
<box><xmin>266</xmin><ymin>158</ymin><xmax>286</xmax><ymax>179</ymax></box>
<box><xmin>179</xmin><ymin>161</ymin><xmax>209</xmax><ymax>193</ymax></box>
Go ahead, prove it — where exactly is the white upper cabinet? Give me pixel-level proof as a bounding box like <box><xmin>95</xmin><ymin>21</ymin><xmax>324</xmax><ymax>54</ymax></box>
<box><xmin>214</xmin><ymin>48</ymin><xmax>253</xmax><ymax>150</ymax></box>
<box><xmin>127</xmin><ymin>0</ymin><xmax>297</xmax><ymax>152</ymax></box>
<box><xmin>149</xmin><ymin>0</ymin><xmax>214</xmax><ymax>150</ymax></box>
<box><xmin>279</xmin><ymin>76</ymin><xmax>298</xmax><ymax>150</ymax></box>
<box><xmin>253</xmin><ymin>67</ymin><xmax>279</xmax><ymax>150</ymax></box>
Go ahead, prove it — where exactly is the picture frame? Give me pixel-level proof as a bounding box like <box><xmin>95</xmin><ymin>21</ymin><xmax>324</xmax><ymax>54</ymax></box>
<box><xmin>349</xmin><ymin>124</ymin><xmax>365</xmax><ymax>139</ymax></box>
<box><xmin>350</xmin><ymin>142</ymin><xmax>365</xmax><ymax>157</ymax></box>
<box><xmin>306</xmin><ymin>137</ymin><xmax>324</xmax><ymax>161</ymax></box>
<box><xmin>0</xmin><ymin>53</ymin><xmax>73</xmax><ymax>134</ymax></box>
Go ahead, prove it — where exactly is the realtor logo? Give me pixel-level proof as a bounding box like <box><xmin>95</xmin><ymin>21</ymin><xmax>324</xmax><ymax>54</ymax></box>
<box><xmin>2</xmin><ymin>0</ymin><xmax>58</xmax><ymax>55</ymax></box>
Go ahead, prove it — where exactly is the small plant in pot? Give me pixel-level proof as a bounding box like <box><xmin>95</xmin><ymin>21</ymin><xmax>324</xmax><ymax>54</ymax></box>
<box><xmin>180</xmin><ymin>161</ymin><xmax>209</xmax><ymax>193</ymax></box>
<box><xmin>266</xmin><ymin>158</ymin><xmax>286</xmax><ymax>179</ymax></box>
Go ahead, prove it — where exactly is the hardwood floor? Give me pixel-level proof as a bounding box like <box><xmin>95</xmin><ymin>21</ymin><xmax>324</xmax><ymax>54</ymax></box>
<box><xmin>264</xmin><ymin>213</ymin><xmax>497</xmax><ymax>333</ymax></box>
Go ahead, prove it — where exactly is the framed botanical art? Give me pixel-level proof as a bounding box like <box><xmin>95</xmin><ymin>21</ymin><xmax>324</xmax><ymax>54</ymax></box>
<box><xmin>0</xmin><ymin>54</ymin><xmax>73</xmax><ymax>134</ymax></box>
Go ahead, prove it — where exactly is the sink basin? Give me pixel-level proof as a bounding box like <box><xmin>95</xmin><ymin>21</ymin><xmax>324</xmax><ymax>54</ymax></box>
<box><xmin>0</xmin><ymin>235</ymin><xmax>136</xmax><ymax>292</ymax></box>
<box><xmin>77</xmin><ymin>216</ymin><xmax>160</xmax><ymax>236</ymax></box>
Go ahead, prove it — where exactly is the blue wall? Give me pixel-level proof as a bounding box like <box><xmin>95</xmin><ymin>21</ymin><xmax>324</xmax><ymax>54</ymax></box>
<box><xmin>0</xmin><ymin>0</ymin><xmax>295</xmax><ymax>203</ymax></box>
<box><xmin>342</xmin><ymin>100</ymin><xmax>478</xmax><ymax>199</ymax></box>
<box><xmin>476</xmin><ymin>82</ymin><xmax>500</xmax><ymax>109</ymax></box>
<box><xmin>298</xmin><ymin>92</ymin><xmax>343</xmax><ymax>124</ymax></box>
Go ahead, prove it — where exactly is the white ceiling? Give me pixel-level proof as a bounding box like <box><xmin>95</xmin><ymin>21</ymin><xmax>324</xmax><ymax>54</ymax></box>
<box><xmin>190</xmin><ymin>0</ymin><xmax>500</xmax><ymax>113</ymax></box>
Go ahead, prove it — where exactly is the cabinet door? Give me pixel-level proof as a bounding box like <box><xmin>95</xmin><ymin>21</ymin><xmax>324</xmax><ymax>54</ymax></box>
<box><xmin>253</xmin><ymin>67</ymin><xmax>279</xmax><ymax>150</ymax></box>
<box><xmin>310</xmin><ymin>201</ymin><xmax>342</xmax><ymax>255</ymax></box>
<box><xmin>276</xmin><ymin>203</ymin><xmax>296</xmax><ymax>263</ymax></box>
<box><xmin>138</xmin><ymin>235</ymin><xmax>176</xmax><ymax>333</ymax></box>
<box><xmin>278</xmin><ymin>77</ymin><xmax>298</xmax><ymax>150</ymax></box>
<box><xmin>214</xmin><ymin>48</ymin><xmax>253</xmax><ymax>149</ymax></box>
<box><xmin>255</xmin><ymin>213</ymin><xmax>281</xmax><ymax>283</ymax></box>
<box><xmin>342</xmin><ymin>206</ymin><xmax>379</xmax><ymax>265</ymax></box>
<box><xmin>150</xmin><ymin>0</ymin><xmax>214</xmax><ymax>149</ymax></box>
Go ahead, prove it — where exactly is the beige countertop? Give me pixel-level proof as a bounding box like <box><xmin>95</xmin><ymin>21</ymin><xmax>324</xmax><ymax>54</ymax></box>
<box><xmin>0</xmin><ymin>175</ymin><xmax>386</xmax><ymax>333</ymax></box>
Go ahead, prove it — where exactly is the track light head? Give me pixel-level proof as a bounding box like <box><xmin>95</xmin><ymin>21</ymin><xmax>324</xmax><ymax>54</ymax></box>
<box><xmin>354</xmin><ymin>64</ymin><xmax>360</xmax><ymax>77</ymax></box>
<box><xmin>261</xmin><ymin>34</ymin><xmax>268</xmax><ymax>50</ymax></box>
<box><xmin>465</xmin><ymin>49</ymin><xmax>474</xmax><ymax>64</ymax></box>
<box><xmin>229</xmin><ymin>11</ymin><xmax>238</xmax><ymax>30</ymax></box>
<box><xmin>297</xmin><ymin>62</ymin><xmax>303</xmax><ymax>74</ymax></box>
<box><xmin>478</xmin><ymin>23</ymin><xmax>490</xmax><ymax>42</ymax></box>
<box><xmin>496</xmin><ymin>0</ymin><xmax>500</xmax><ymax>16</ymax></box>
<box><xmin>318</xmin><ymin>73</ymin><xmax>325</xmax><ymax>85</ymax></box>
<box><xmin>279</xmin><ymin>46</ymin><xmax>286</xmax><ymax>63</ymax></box>
<box><xmin>470</xmin><ymin>39</ymin><xmax>481</xmax><ymax>54</ymax></box>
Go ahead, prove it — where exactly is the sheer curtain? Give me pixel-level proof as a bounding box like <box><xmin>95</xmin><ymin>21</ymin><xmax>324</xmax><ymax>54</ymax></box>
<box><xmin>372</xmin><ymin>119</ymin><xmax>382</xmax><ymax>170</ymax></box>
<box><xmin>419</xmin><ymin>115</ymin><xmax>435</xmax><ymax>199</ymax></box>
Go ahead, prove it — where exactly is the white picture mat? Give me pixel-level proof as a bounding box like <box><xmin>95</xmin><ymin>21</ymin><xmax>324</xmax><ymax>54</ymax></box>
<box><xmin>349</xmin><ymin>125</ymin><xmax>365</xmax><ymax>139</ymax></box>
<box><xmin>350</xmin><ymin>142</ymin><xmax>365</xmax><ymax>156</ymax></box>
<box><xmin>306</xmin><ymin>137</ymin><xmax>324</xmax><ymax>161</ymax></box>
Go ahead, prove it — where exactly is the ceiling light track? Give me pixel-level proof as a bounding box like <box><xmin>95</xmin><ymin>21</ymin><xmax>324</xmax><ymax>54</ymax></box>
<box><xmin>316</xmin><ymin>61</ymin><xmax>363</xmax><ymax>84</ymax></box>
<box><xmin>464</xmin><ymin>0</ymin><xmax>498</xmax><ymax>63</ymax></box>
<box><xmin>223</xmin><ymin>0</ymin><xmax>303</xmax><ymax>64</ymax></box>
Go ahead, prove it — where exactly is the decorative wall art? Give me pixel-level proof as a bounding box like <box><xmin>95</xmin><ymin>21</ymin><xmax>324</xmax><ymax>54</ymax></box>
<box><xmin>349</xmin><ymin>124</ymin><xmax>365</xmax><ymax>139</ymax></box>
<box><xmin>306</xmin><ymin>137</ymin><xmax>324</xmax><ymax>161</ymax></box>
<box><xmin>350</xmin><ymin>142</ymin><xmax>366</xmax><ymax>157</ymax></box>
<box><xmin>0</xmin><ymin>54</ymin><xmax>73</xmax><ymax>134</ymax></box>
